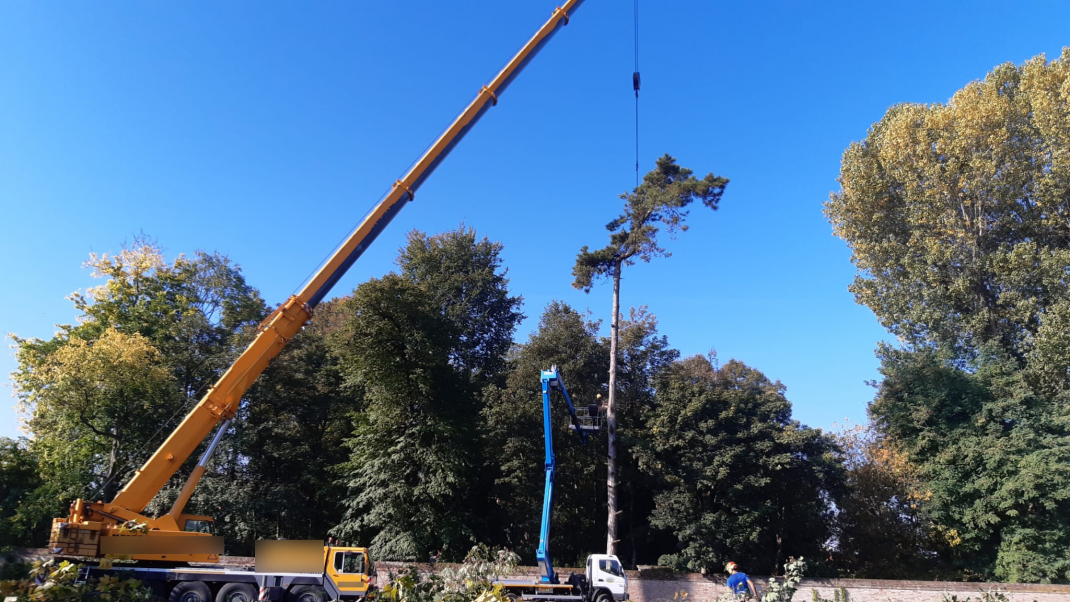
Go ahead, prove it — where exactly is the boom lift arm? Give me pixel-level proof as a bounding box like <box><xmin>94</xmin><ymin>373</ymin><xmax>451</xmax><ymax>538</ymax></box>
<box><xmin>537</xmin><ymin>367</ymin><xmax>601</xmax><ymax>584</ymax></box>
<box><xmin>51</xmin><ymin>0</ymin><xmax>588</xmax><ymax>562</ymax></box>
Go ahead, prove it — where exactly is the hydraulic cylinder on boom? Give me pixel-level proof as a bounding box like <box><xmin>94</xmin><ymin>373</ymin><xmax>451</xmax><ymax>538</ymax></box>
<box><xmin>48</xmin><ymin>0</ymin><xmax>588</xmax><ymax>566</ymax></box>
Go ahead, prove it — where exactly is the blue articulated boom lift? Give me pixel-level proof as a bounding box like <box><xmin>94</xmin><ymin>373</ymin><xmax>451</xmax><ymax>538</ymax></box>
<box><xmin>537</xmin><ymin>366</ymin><xmax>600</xmax><ymax>584</ymax></box>
<box><xmin>495</xmin><ymin>368</ymin><xmax>627</xmax><ymax>602</ymax></box>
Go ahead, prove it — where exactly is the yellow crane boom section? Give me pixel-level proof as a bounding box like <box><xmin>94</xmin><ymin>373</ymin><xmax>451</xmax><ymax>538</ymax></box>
<box><xmin>51</xmin><ymin>0</ymin><xmax>586</xmax><ymax>562</ymax></box>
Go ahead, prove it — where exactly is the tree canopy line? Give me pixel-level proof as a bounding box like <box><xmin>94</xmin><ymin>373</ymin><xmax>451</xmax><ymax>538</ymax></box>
<box><xmin>3</xmin><ymin>49</ymin><xmax>1070</xmax><ymax>584</ymax></box>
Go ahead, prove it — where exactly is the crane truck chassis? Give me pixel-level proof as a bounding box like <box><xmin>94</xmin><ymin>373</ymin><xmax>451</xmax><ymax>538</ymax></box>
<box><xmin>82</xmin><ymin>545</ymin><xmax>373</xmax><ymax>602</ymax></box>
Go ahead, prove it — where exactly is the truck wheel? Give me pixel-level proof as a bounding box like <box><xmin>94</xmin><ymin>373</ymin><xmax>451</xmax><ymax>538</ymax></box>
<box><xmin>217</xmin><ymin>583</ymin><xmax>258</xmax><ymax>602</ymax></box>
<box><xmin>505</xmin><ymin>593</ymin><xmax>520</xmax><ymax>602</ymax></box>
<box><xmin>595</xmin><ymin>593</ymin><xmax>612</xmax><ymax>602</ymax></box>
<box><xmin>170</xmin><ymin>581</ymin><xmax>212</xmax><ymax>602</ymax></box>
<box><xmin>286</xmin><ymin>585</ymin><xmax>328</xmax><ymax>602</ymax></box>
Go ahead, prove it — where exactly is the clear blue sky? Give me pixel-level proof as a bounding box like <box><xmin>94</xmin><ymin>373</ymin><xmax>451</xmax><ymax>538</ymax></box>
<box><xmin>2</xmin><ymin>1</ymin><xmax>1068</xmax><ymax>440</ymax></box>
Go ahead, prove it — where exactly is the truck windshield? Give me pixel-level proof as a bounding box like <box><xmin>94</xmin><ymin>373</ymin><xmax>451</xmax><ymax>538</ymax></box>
<box><xmin>598</xmin><ymin>559</ymin><xmax>623</xmax><ymax>577</ymax></box>
<box><xmin>334</xmin><ymin>551</ymin><xmax>365</xmax><ymax>574</ymax></box>
<box><xmin>184</xmin><ymin>520</ymin><xmax>214</xmax><ymax>534</ymax></box>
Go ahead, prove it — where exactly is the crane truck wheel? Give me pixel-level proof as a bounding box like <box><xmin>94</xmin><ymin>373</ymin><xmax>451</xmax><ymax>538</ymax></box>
<box><xmin>286</xmin><ymin>585</ymin><xmax>328</xmax><ymax>602</ymax></box>
<box><xmin>216</xmin><ymin>583</ymin><xmax>258</xmax><ymax>602</ymax></box>
<box><xmin>594</xmin><ymin>593</ymin><xmax>612</xmax><ymax>602</ymax></box>
<box><xmin>505</xmin><ymin>593</ymin><xmax>519</xmax><ymax>602</ymax></box>
<box><xmin>169</xmin><ymin>581</ymin><xmax>212</xmax><ymax>602</ymax></box>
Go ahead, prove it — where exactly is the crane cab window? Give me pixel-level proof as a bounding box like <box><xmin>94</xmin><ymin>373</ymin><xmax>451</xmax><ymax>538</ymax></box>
<box><xmin>334</xmin><ymin>551</ymin><xmax>365</xmax><ymax>575</ymax></box>
<box><xmin>598</xmin><ymin>559</ymin><xmax>623</xmax><ymax>577</ymax></box>
<box><xmin>184</xmin><ymin>520</ymin><xmax>214</xmax><ymax>534</ymax></box>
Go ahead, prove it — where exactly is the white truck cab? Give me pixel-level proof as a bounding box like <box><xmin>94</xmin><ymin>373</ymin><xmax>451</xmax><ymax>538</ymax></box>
<box><xmin>498</xmin><ymin>553</ymin><xmax>629</xmax><ymax>602</ymax></box>
<box><xmin>586</xmin><ymin>554</ymin><xmax>628</xmax><ymax>601</ymax></box>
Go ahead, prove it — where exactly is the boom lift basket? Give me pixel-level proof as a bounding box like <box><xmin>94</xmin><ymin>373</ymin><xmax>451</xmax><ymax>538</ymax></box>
<box><xmin>569</xmin><ymin>405</ymin><xmax>605</xmax><ymax>432</ymax></box>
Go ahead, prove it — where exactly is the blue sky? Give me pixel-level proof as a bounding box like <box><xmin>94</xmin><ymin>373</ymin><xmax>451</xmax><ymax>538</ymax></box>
<box><xmin>2</xmin><ymin>1</ymin><xmax>1068</xmax><ymax>440</ymax></box>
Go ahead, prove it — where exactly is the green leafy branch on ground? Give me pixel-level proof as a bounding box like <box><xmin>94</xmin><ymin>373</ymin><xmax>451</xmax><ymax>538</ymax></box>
<box><xmin>0</xmin><ymin>560</ymin><xmax>153</xmax><ymax>602</ymax></box>
<box><xmin>379</xmin><ymin>545</ymin><xmax>519</xmax><ymax>602</ymax></box>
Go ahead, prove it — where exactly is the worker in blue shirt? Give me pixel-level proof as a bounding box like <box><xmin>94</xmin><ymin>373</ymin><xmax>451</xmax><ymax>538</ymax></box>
<box><xmin>725</xmin><ymin>562</ymin><xmax>758</xmax><ymax>599</ymax></box>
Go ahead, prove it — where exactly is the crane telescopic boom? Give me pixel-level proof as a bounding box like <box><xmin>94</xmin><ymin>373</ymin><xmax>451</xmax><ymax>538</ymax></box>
<box><xmin>50</xmin><ymin>0</ymin><xmax>587</xmax><ymax>563</ymax></box>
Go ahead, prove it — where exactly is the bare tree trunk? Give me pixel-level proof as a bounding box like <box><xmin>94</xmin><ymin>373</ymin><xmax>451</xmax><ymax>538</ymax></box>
<box><xmin>606</xmin><ymin>258</ymin><xmax>621</xmax><ymax>556</ymax></box>
<box><xmin>104</xmin><ymin>429</ymin><xmax>120</xmax><ymax>502</ymax></box>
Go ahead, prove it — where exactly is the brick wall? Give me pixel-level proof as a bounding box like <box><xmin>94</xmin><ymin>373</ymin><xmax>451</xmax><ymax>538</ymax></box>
<box><xmin>622</xmin><ymin>570</ymin><xmax>1070</xmax><ymax>602</ymax></box>
<box><xmin>12</xmin><ymin>550</ymin><xmax>1070</xmax><ymax>602</ymax></box>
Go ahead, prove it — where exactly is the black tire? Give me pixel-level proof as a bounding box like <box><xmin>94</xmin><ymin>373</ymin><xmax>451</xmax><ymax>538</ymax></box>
<box><xmin>217</xmin><ymin>583</ymin><xmax>258</xmax><ymax>602</ymax></box>
<box><xmin>505</xmin><ymin>593</ymin><xmax>520</xmax><ymax>602</ymax></box>
<box><xmin>594</xmin><ymin>592</ymin><xmax>613</xmax><ymax>602</ymax></box>
<box><xmin>286</xmin><ymin>585</ymin><xmax>328</xmax><ymax>602</ymax></box>
<box><xmin>169</xmin><ymin>581</ymin><xmax>212</xmax><ymax>602</ymax></box>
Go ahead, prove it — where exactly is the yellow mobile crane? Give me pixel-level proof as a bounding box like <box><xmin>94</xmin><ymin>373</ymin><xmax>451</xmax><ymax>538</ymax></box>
<box><xmin>50</xmin><ymin>1</ymin><xmax>587</xmax><ymax>586</ymax></box>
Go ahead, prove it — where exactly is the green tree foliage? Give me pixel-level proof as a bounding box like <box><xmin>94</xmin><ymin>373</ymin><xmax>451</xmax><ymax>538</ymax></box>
<box><xmin>640</xmin><ymin>355</ymin><xmax>843</xmax><ymax>575</ymax></box>
<box><xmin>482</xmin><ymin>301</ymin><xmax>609</xmax><ymax>565</ymax></box>
<box><xmin>332</xmin><ymin>275</ymin><xmax>477</xmax><ymax>560</ymax></box>
<box><xmin>396</xmin><ymin>228</ymin><xmax>524</xmax><ymax>386</ymax></box>
<box><xmin>331</xmin><ymin>228</ymin><xmax>521</xmax><ymax>561</ymax></box>
<box><xmin>237</xmin><ymin>299</ymin><xmax>352</xmax><ymax>544</ymax></box>
<box><xmin>831</xmin><ymin>423</ymin><xmax>934</xmax><ymax>579</ymax></box>
<box><xmin>871</xmin><ymin>346</ymin><xmax>1070</xmax><ymax>582</ymax></box>
<box><xmin>9</xmin><ymin>238</ymin><xmax>269</xmax><ymax>547</ymax></box>
<box><xmin>827</xmin><ymin>50</ymin><xmax>1070</xmax><ymax>581</ymax></box>
<box><xmin>572</xmin><ymin>155</ymin><xmax>728</xmax><ymax>288</ymax></box>
<box><xmin>0</xmin><ymin>439</ymin><xmax>44</xmax><ymax>547</ymax></box>
<box><xmin>824</xmin><ymin>50</ymin><xmax>1070</xmax><ymax>385</ymax></box>
<box><xmin>70</xmin><ymin>238</ymin><xmax>266</xmax><ymax>400</ymax></box>
<box><xmin>0</xmin><ymin>561</ymin><xmax>153</xmax><ymax>602</ymax></box>
<box><xmin>153</xmin><ymin>300</ymin><xmax>356</xmax><ymax>554</ymax></box>
<box><xmin>12</xmin><ymin>328</ymin><xmax>179</xmax><ymax>503</ymax></box>
<box><xmin>379</xmin><ymin>545</ymin><xmax>520</xmax><ymax>602</ymax></box>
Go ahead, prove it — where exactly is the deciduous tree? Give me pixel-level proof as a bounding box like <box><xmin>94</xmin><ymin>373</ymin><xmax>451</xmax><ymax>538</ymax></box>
<box><xmin>9</xmin><ymin>237</ymin><xmax>269</xmax><ymax>548</ymax></box>
<box><xmin>639</xmin><ymin>355</ymin><xmax>842</xmax><ymax>574</ymax></box>
<box><xmin>0</xmin><ymin>439</ymin><xmax>45</xmax><ymax>547</ymax></box>
<box><xmin>825</xmin><ymin>50</ymin><xmax>1070</xmax><ymax>388</ymax></box>
<box><xmin>396</xmin><ymin>228</ymin><xmax>524</xmax><ymax>387</ymax></box>
<box><xmin>831</xmin><ymin>422</ymin><xmax>934</xmax><ymax>578</ymax></box>
<box><xmin>12</xmin><ymin>328</ymin><xmax>178</xmax><ymax>503</ymax></box>
<box><xmin>827</xmin><ymin>49</ymin><xmax>1070</xmax><ymax>582</ymax></box>
<box><xmin>871</xmin><ymin>345</ymin><xmax>1070</xmax><ymax>582</ymax></box>
<box><xmin>331</xmin><ymin>275</ymin><xmax>477</xmax><ymax>560</ymax></box>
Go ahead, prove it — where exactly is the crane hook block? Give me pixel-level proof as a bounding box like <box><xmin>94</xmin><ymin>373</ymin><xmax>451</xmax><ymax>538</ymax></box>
<box><xmin>633</xmin><ymin>71</ymin><xmax>641</xmax><ymax>94</ymax></box>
